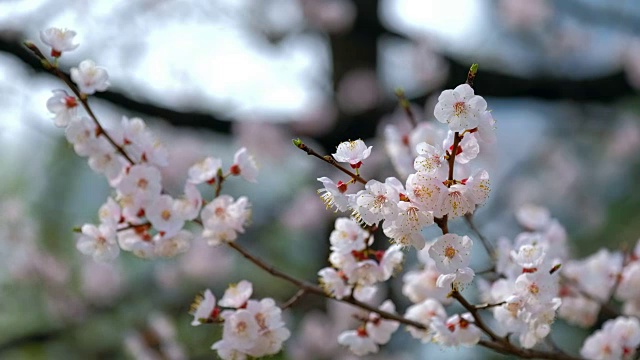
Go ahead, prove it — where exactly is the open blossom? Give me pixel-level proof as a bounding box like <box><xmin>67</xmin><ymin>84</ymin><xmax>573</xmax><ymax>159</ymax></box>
<box><xmin>413</xmin><ymin>141</ymin><xmax>446</xmax><ymax>176</ymax></box>
<box><xmin>70</xmin><ymin>60</ymin><xmax>110</xmax><ymax>95</ymax></box>
<box><xmin>230</xmin><ymin>147</ymin><xmax>258</xmax><ymax>183</ymax></box>
<box><xmin>436</xmin><ymin>267</ymin><xmax>475</xmax><ymax>291</ymax></box>
<box><xmin>329</xmin><ymin>217</ymin><xmax>368</xmax><ymax>254</ymax></box>
<box><xmin>200</xmin><ymin>195</ymin><xmax>251</xmax><ymax>245</ymax></box>
<box><xmin>46</xmin><ymin>89</ymin><xmax>78</xmax><ymax>127</ymax></box>
<box><xmin>318</xmin><ymin>267</ymin><xmax>352</xmax><ymax>299</ymax></box>
<box><xmin>190</xmin><ymin>289</ymin><xmax>218</xmax><ymax>326</ymax></box>
<box><xmin>117</xmin><ymin>164</ymin><xmax>163</xmax><ymax>206</ymax></box>
<box><xmin>332</xmin><ymin>139</ymin><xmax>372</xmax><ymax>168</ymax></box>
<box><xmin>387</xmin><ymin>201</ymin><xmax>434</xmax><ymax>248</ymax></box>
<box><xmin>219</xmin><ymin>280</ymin><xmax>253</xmax><ymax>308</ymax></box>
<box><xmin>404</xmin><ymin>299</ymin><xmax>447</xmax><ymax>342</ymax></box>
<box><xmin>76</xmin><ymin>223</ymin><xmax>119</xmax><ymax>261</ymax></box>
<box><xmin>366</xmin><ymin>300</ymin><xmax>400</xmax><ymax>344</ymax></box>
<box><xmin>337</xmin><ymin>328</ymin><xmax>378</xmax><ymax>356</ymax></box>
<box><xmin>352</xmin><ymin>178</ymin><xmax>399</xmax><ymax>225</ymax></box>
<box><xmin>317</xmin><ymin>177</ymin><xmax>351</xmax><ymax>212</ymax></box>
<box><xmin>188</xmin><ymin>157</ymin><xmax>222</xmax><ymax>184</ymax></box>
<box><xmin>429</xmin><ymin>233</ymin><xmax>473</xmax><ymax>274</ymax></box>
<box><xmin>433</xmin><ymin>313</ymin><xmax>481</xmax><ymax>347</ymax></box>
<box><xmin>153</xmin><ymin>230</ymin><xmax>191</xmax><ymax>257</ymax></box>
<box><xmin>146</xmin><ymin>195</ymin><xmax>185</xmax><ymax>236</ymax></box>
<box><xmin>40</xmin><ymin>27</ymin><xmax>79</xmax><ymax>57</ymax></box>
<box><xmin>581</xmin><ymin>317</ymin><xmax>640</xmax><ymax>360</ymax></box>
<box><xmin>434</xmin><ymin>84</ymin><xmax>487</xmax><ymax>132</ymax></box>
<box><xmin>443</xmin><ymin>131</ymin><xmax>480</xmax><ymax>164</ymax></box>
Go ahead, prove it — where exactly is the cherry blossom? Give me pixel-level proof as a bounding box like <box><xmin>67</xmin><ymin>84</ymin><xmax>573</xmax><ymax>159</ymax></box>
<box><xmin>40</xmin><ymin>27</ymin><xmax>79</xmax><ymax>57</ymax></box>
<box><xmin>317</xmin><ymin>177</ymin><xmax>351</xmax><ymax>212</ymax></box>
<box><xmin>429</xmin><ymin>233</ymin><xmax>473</xmax><ymax>274</ymax></box>
<box><xmin>230</xmin><ymin>147</ymin><xmax>258</xmax><ymax>183</ymax></box>
<box><xmin>331</xmin><ymin>139</ymin><xmax>372</xmax><ymax>168</ymax></box>
<box><xmin>70</xmin><ymin>60</ymin><xmax>110</xmax><ymax>95</ymax></box>
<box><xmin>219</xmin><ymin>280</ymin><xmax>253</xmax><ymax>308</ymax></box>
<box><xmin>190</xmin><ymin>289</ymin><xmax>218</xmax><ymax>326</ymax></box>
<box><xmin>46</xmin><ymin>89</ymin><xmax>78</xmax><ymax>127</ymax></box>
<box><xmin>76</xmin><ymin>223</ymin><xmax>119</xmax><ymax>261</ymax></box>
<box><xmin>434</xmin><ymin>84</ymin><xmax>487</xmax><ymax>132</ymax></box>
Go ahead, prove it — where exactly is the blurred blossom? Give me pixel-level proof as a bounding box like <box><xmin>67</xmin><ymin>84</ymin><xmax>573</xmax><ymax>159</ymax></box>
<box><xmin>46</xmin><ymin>292</ymin><xmax>88</xmax><ymax>322</ymax></box>
<box><xmin>280</xmin><ymin>187</ymin><xmax>329</xmax><ymax>231</ymax></box>
<box><xmin>606</xmin><ymin>114</ymin><xmax>640</xmax><ymax>160</ymax></box>
<box><xmin>80</xmin><ymin>259</ymin><xmax>124</xmax><ymax>305</ymax></box>
<box><xmin>337</xmin><ymin>69</ymin><xmax>381</xmax><ymax>114</ymax></box>
<box><xmin>300</xmin><ymin>0</ymin><xmax>357</xmax><ymax>34</ymax></box>
<box><xmin>157</xmin><ymin>127</ymin><xmax>218</xmax><ymax>191</ymax></box>
<box><xmin>623</xmin><ymin>38</ymin><xmax>640</xmax><ymax>89</ymax></box>
<box><xmin>498</xmin><ymin>0</ymin><xmax>552</xmax><ymax>30</ymax></box>
<box><xmin>179</xmin><ymin>238</ymin><xmax>233</xmax><ymax>281</ymax></box>
<box><xmin>124</xmin><ymin>313</ymin><xmax>186</xmax><ymax>360</ymax></box>
<box><xmin>290</xmin><ymin>100</ymin><xmax>338</xmax><ymax>136</ymax></box>
<box><xmin>10</xmin><ymin>248</ymin><xmax>69</xmax><ymax>285</ymax></box>
<box><xmin>233</xmin><ymin>122</ymin><xmax>290</xmax><ymax>161</ymax></box>
<box><xmin>288</xmin><ymin>301</ymin><xmax>361</xmax><ymax>359</ymax></box>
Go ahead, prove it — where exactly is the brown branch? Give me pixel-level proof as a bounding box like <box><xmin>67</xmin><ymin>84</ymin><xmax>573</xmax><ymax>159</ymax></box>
<box><xmin>465</xmin><ymin>213</ymin><xmax>496</xmax><ymax>261</ymax></box>
<box><xmin>281</xmin><ymin>289</ymin><xmax>306</xmax><ymax>310</ymax></box>
<box><xmin>453</xmin><ymin>291</ymin><xmax>584</xmax><ymax>360</ymax></box>
<box><xmin>394</xmin><ymin>88</ymin><xmax>417</xmax><ymax>128</ymax></box>
<box><xmin>293</xmin><ymin>140</ymin><xmax>368</xmax><ymax>185</ymax></box>
<box><xmin>225</xmin><ymin>241</ymin><xmax>426</xmax><ymax>329</ymax></box>
<box><xmin>23</xmin><ymin>41</ymin><xmax>135</xmax><ymax>165</ymax></box>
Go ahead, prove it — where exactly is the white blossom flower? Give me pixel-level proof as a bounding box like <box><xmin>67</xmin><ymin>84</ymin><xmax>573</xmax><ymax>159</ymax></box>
<box><xmin>70</xmin><ymin>60</ymin><xmax>110</xmax><ymax>95</ymax></box>
<box><xmin>317</xmin><ymin>177</ymin><xmax>350</xmax><ymax>212</ymax></box>
<box><xmin>189</xmin><ymin>156</ymin><xmax>222</xmax><ymax>184</ymax></box>
<box><xmin>200</xmin><ymin>195</ymin><xmax>251</xmax><ymax>245</ymax></box>
<box><xmin>231</xmin><ymin>147</ymin><xmax>258</xmax><ymax>183</ymax></box>
<box><xmin>443</xmin><ymin>131</ymin><xmax>480</xmax><ymax>164</ymax></box>
<box><xmin>98</xmin><ymin>197</ymin><xmax>122</xmax><ymax>228</ymax></box>
<box><xmin>433</xmin><ymin>313</ymin><xmax>481</xmax><ymax>347</ymax></box>
<box><xmin>476</xmin><ymin>110</ymin><xmax>497</xmax><ymax>144</ymax></box>
<box><xmin>434</xmin><ymin>84</ymin><xmax>487</xmax><ymax>132</ymax></box>
<box><xmin>406</xmin><ymin>172</ymin><xmax>444</xmax><ymax>212</ymax></box>
<box><xmin>365</xmin><ymin>300</ymin><xmax>400</xmax><ymax>345</ymax></box>
<box><xmin>338</xmin><ymin>328</ymin><xmax>378</xmax><ymax>356</ymax></box>
<box><xmin>221</xmin><ymin>309</ymin><xmax>260</xmax><ymax>351</ymax></box>
<box><xmin>46</xmin><ymin>89</ymin><xmax>78</xmax><ymax>127</ymax></box>
<box><xmin>404</xmin><ymin>299</ymin><xmax>447</xmax><ymax>342</ymax></box>
<box><xmin>352</xmin><ymin>179</ymin><xmax>399</xmax><ymax>225</ymax></box>
<box><xmin>219</xmin><ymin>280</ymin><xmax>253</xmax><ymax>308</ymax></box>
<box><xmin>329</xmin><ymin>217</ymin><xmax>368</xmax><ymax>254</ymax></box>
<box><xmin>429</xmin><ymin>233</ymin><xmax>473</xmax><ymax>274</ymax></box>
<box><xmin>117</xmin><ymin>164</ymin><xmax>163</xmax><ymax>207</ymax></box>
<box><xmin>435</xmin><ymin>183</ymin><xmax>475</xmax><ymax>218</ymax></box>
<box><xmin>76</xmin><ymin>223</ymin><xmax>119</xmax><ymax>261</ymax></box>
<box><xmin>379</xmin><ymin>245</ymin><xmax>404</xmax><ymax>280</ymax></box>
<box><xmin>146</xmin><ymin>195</ymin><xmax>185</xmax><ymax>237</ymax></box>
<box><xmin>332</xmin><ymin>139</ymin><xmax>372</xmax><ymax>168</ymax></box>
<box><xmin>65</xmin><ymin>116</ymin><xmax>108</xmax><ymax>156</ymax></box>
<box><xmin>154</xmin><ymin>230</ymin><xmax>192</xmax><ymax>257</ymax></box>
<box><xmin>436</xmin><ymin>267</ymin><xmax>475</xmax><ymax>291</ymax></box>
<box><xmin>558</xmin><ymin>295</ymin><xmax>600</xmax><ymax>328</ymax></box>
<box><xmin>465</xmin><ymin>169</ymin><xmax>491</xmax><ymax>206</ymax></box>
<box><xmin>318</xmin><ymin>267</ymin><xmax>352</xmax><ymax>299</ymax></box>
<box><xmin>190</xmin><ymin>289</ymin><xmax>218</xmax><ymax>326</ymax></box>
<box><xmin>402</xmin><ymin>265</ymin><xmax>451</xmax><ymax>304</ymax></box>
<box><xmin>413</xmin><ymin>141</ymin><xmax>446</xmax><ymax>176</ymax></box>
<box><xmin>515</xmin><ymin>204</ymin><xmax>551</xmax><ymax>231</ymax></box>
<box><xmin>40</xmin><ymin>27</ymin><xmax>79</xmax><ymax>57</ymax></box>
<box><xmin>175</xmin><ymin>183</ymin><xmax>202</xmax><ymax>221</ymax></box>
<box><xmin>382</xmin><ymin>201</ymin><xmax>433</xmax><ymax>250</ymax></box>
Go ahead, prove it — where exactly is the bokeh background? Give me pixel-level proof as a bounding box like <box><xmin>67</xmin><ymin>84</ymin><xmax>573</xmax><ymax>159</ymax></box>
<box><xmin>1</xmin><ymin>0</ymin><xmax>640</xmax><ymax>359</ymax></box>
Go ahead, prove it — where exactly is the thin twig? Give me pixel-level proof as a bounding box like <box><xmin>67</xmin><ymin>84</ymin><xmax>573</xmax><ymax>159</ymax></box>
<box><xmin>281</xmin><ymin>289</ymin><xmax>306</xmax><ymax>310</ymax></box>
<box><xmin>24</xmin><ymin>41</ymin><xmax>135</xmax><ymax>165</ymax></box>
<box><xmin>225</xmin><ymin>241</ymin><xmax>426</xmax><ymax>329</ymax></box>
<box><xmin>395</xmin><ymin>88</ymin><xmax>417</xmax><ymax>128</ymax></box>
<box><xmin>465</xmin><ymin>213</ymin><xmax>496</xmax><ymax>261</ymax></box>
<box><xmin>293</xmin><ymin>140</ymin><xmax>368</xmax><ymax>185</ymax></box>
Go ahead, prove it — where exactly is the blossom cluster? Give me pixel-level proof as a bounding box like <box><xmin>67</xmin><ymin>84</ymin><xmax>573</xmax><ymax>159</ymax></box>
<box><xmin>318</xmin><ymin>217</ymin><xmax>404</xmax><ymax>301</ymax></box>
<box><xmin>40</xmin><ymin>29</ymin><xmax>256</xmax><ymax>261</ymax></box>
<box><xmin>481</xmin><ymin>205</ymin><xmax>566</xmax><ymax>348</ymax></box>
<box><xmin>190</xmin><ymin>281</ymin><xmax>291</xmax><ymax>359</ymax></box>
<box><xmin>37</xmin><ymin>26</ymin><xmax>640</xmax><ymax>360</ymax></box>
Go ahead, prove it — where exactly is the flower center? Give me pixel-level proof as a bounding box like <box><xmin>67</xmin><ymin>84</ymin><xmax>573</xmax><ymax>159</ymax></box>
<box><xmin>529</xmin><ymin>283</ymin><xmax>539</xmax><ymax>295</ymax></box>
<box><xmin>137</xmin><ymin>178</ymin><xmax>148</xmax><ymax>189</ymax></box>
<box><xmin>161</xmin><ymin>209</ymin><xmax>171</xmax><ymax>221</ymax></box>
<box><xmin>453</xmin><ymin>101</ymin><xmax>466</xmax><ymax>116</ymax></box>
<box><xmin>444</xmin><ymin>245</ymin><xmax>457</xmax><ymax>259</ymax></box>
